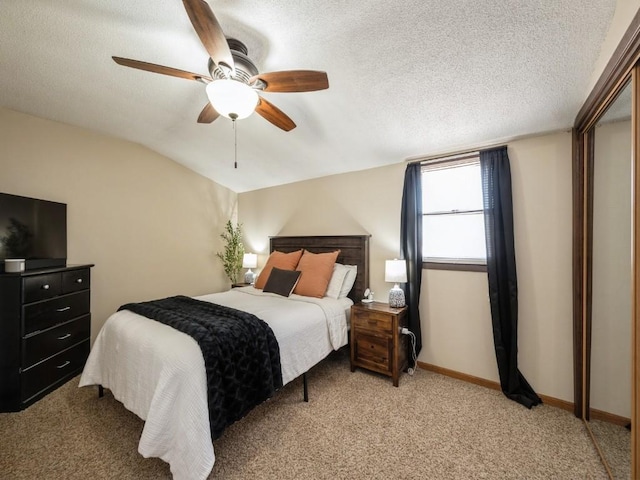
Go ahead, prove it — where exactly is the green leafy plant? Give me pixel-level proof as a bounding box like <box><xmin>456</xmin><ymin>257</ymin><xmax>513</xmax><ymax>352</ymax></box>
<box><xmin>216</xmin><ymin>221</ymin><xmax>245</xmax><ymax>284</ymax></box>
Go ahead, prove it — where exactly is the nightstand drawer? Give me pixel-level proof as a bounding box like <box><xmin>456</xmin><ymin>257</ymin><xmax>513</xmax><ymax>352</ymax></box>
<box><xmin>354</xmin><ymin>334</ymin><xmax>391</xmax><ymax>371</ymax></box>
<box><xmin>21</xmin><ymin>340</ymin><xmax>90</xmax><ymax>402</ymax></box>
<box><xmin>23</xmin><ymin>315</ymin><xmax>91</xmax><ymax>368</ymax></box>
<box><xmin>353</xmin><ymin>310</ymin><xmax>392</xmax><ymax>333</ymax></box>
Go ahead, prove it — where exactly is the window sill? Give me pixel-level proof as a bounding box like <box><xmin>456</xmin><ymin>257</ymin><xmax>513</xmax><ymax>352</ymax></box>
<box><xmin>423</xmin><ymin>261</ymin><xmax>487</xmax><ymax>273</ymax></box>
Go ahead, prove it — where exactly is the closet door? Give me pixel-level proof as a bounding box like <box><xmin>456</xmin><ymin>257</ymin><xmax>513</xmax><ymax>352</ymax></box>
<box><xmin>590</xmin><ymin>79</ymin><xmax>632</xmax><ymax>479</ymax></box>
<box><xmin>573</xmin><ymin>11</ymin><xmax>640</xmax><ymax>479</ymax></box>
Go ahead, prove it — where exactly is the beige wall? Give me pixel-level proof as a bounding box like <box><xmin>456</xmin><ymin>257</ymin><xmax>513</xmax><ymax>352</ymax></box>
<box><xmin>239</xmin><ymin>130</ymin><xmax>574</xmax><ymax>402</ymax></box>
<box><xmin>0</xmin><ymin>108</ymin><xmax>236</xmax><ymax>341</ymax></box>
<box><xmin>586</xmin><ymin>0</ymin><xmax>640</xmax><ymax>94</ymax></box>
<box><xmin>239</xmin><ymin>162</ymin><xmax>406</xmax><ymax>301</ymax></box>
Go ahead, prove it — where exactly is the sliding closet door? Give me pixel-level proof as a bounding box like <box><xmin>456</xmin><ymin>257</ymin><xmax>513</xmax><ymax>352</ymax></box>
<box><xmin>573</xmin><ymin>10</ymin><xmax>640</xmax><ymax>479</ymax></box>
<box><xmin>589</xmin><ymin>79</ymin><xmax>632</xmax><ymax>479</ymax></box>
<box><xmin>633</xmin><ymin>64</ymin><xmax>640</xmax><ymax>479</ymax></box>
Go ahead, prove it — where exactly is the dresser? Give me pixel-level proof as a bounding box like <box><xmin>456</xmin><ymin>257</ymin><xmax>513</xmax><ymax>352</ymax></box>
<box><xmin>0</xmin><ymin>264</ymin><xmax>94</xmax><ymax>412</ymax></box>
<box><xmin>350</xmin><ymin>302</ymin><xmax>408</xmax><ymax>387</ymax></box>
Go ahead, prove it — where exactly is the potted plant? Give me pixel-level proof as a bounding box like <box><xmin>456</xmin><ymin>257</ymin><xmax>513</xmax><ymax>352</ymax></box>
<box><xmin>216</xmin><ymin>221</ymin><xmax>245</xmax><ymax>284</ymax></box>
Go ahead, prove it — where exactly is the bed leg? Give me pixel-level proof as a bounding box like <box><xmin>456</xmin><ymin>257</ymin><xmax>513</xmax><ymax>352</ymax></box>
<box><xmin>98</xmin><ymin>385</ymin><xmax>104</xmax><ymax>398</ymax></box>
<box><xmin>303</xmin><ymin>373</ymin><xmax>308</xmax><ymax>402</ymax></box>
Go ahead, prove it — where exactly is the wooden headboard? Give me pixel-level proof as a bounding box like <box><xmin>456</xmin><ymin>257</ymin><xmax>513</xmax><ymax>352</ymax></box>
<box><xmin>269</xmin><ymin>235</ymin><xmax>370</xmax><ymax>303</ymax></box>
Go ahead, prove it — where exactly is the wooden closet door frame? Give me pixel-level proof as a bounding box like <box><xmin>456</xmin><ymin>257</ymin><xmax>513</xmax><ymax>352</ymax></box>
<box><xmin>573</xmin><ymin>10</ymin><xmax>640</xmax><ymax>478</ymax></box>
<box><xmin>633</xmin><ymin>64</ymin><xmax>640</xmax><ymax>477</ymax></box>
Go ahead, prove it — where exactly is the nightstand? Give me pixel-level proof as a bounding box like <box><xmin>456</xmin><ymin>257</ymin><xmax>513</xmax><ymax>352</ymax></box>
<box><xmin>350</xmin><ymin>302</ymin><xmax>408</xmax><ymax>387</ymax></box>
<box><xmin>231</xmin><ymin>282</ymin><xmax>251</xmax><ymax>288</ymax></box>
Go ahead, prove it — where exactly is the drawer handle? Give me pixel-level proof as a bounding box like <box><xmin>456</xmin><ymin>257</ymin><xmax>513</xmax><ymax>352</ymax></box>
<box><xmin>42</xmin><ymin>284</ymin><xmax>50</xmax><ymax>290</ymax></box>
<box><xmin>56</xmin><ymin>306</ymin><xmax>71</xmax><ymax>312</ymax></box>
<box><xmin>57</xmin><ymin>333</ymin><xmax>71</xmax><ymax>340</ymax></box>
<box><xmin>76</xmin><ymin>278</ymin><xmax>83</xmax><ymax>284</ymax></box>
<box><xmin>56</xmin><ymin>360</ymin><xmax>71</xmax><ymax>369</ymax></box>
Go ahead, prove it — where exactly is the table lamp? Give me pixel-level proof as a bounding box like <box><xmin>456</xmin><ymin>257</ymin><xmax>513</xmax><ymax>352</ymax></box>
<box><xmin>385</xmin><ymin>259</ymin><xmax>407</xmax><ymax>308</ymax></box>
<box><xmin>243</xmin><ymin>253</ymin><xmax>258</xmax><ymax>284</ymax></box>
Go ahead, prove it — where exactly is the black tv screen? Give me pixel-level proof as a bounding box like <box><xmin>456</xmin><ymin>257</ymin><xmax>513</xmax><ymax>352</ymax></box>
<box><xmin>0</xmin><ymin>193</ymin><xmax>67</xmax><ymax>271</ymax></box>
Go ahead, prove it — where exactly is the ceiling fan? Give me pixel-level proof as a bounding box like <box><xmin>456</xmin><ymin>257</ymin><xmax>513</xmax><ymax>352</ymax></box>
<box><xmin>112</xmin><ymin>0</ymin><xmax>329</xmax><ymax>132</ymax></box>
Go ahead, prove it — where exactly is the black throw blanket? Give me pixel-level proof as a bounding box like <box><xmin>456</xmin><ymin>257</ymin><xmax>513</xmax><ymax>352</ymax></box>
<box><xmin>118</xmin><ymin>295</ymin><xmax>283</xmax><ymax>440</ymax></box>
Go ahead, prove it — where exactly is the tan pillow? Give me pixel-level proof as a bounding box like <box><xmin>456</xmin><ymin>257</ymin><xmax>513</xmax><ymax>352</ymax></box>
<box><xmin>293</xmin><ymin>250</ymin><xmax>340</xmax><ymax>298</ymax></box>
<box><xmin>254</xmin><ymin>249</ymin><xmax>303</xmax><ymax>289</ymax></box>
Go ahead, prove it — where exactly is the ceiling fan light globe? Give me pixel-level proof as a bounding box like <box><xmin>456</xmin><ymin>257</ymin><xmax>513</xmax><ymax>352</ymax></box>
<box><xmin>206</xmin><ymin>79</ymin><xmax>258</xmax><ymax>120</ymax></box>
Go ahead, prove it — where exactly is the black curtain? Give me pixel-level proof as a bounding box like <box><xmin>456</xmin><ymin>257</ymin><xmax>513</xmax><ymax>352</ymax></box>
<box><xmin>400</xmin><ymin>162</ymin><xmax>423</xmax><ymax>355</ymax></box>
<box><xmin>480</xmin><ymin>146</ymin><xmax>541</xmax><ymax>409</ymax></box>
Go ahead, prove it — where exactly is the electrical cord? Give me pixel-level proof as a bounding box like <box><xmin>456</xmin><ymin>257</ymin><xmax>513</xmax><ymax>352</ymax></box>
<box><xmin>401</xmin><ymin>327</ymin><xmax>417</xmax><ymax>375</ymax></box>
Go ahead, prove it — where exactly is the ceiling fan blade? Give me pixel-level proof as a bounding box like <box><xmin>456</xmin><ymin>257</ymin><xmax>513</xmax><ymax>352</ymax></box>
<box><xmin>251</xmin><ymin>70</ymin><xmax>329</xmax><ymax>93</ymax></box>
<box><xmin>112</xmin><ymin>56</ymin><xmax>212</xmax><ymax>82</ymax></box>
<box><xmin>255</xmin><ymin>97</ymin><xmax>296</xmax><ymax>131</ymax></box>
<box><xmin>182</xmin><ymin>0</ymin><xmax>234</xmax><ymax>75</ymax></box>
<box><xmin>197</xmin><ymin>102</ymin><xmax>220</xmax><ymax>123</ymax></box>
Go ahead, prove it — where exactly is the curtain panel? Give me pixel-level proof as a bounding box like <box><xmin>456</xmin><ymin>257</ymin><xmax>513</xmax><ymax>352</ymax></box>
<box><xmin>480</xmin><ymin>146</ymin><xmax>541</xmax><ymax>409</ymax></box>
<box><xmin>400</xmin><ymin>162</ymin><xmax>423</xmax><ymax>355</ymax></box>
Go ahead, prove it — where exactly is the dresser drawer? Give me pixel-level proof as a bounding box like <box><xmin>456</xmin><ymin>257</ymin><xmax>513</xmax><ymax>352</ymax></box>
<box><xmin>62</xmin><ymin>268</ymin><xmax>90</xmax><ymax>294</ymax></box>
<box><xmin>354</xmin><ymin>333</ymin><xmax>392</xmax><ymax>372</ymax></box>
<box><xmin>23</xmin><ymin>273</ymin><xmax>62</xmax><ymax>304</ymax></box>
<box><xmin>22</xmin><ymin>290</ymin><xmax>91</xmax><ymax>335</ymax></box>
<box><xmin>22</xmin><ymin>315</ymin><xmax>91</xmax><ymax>368</ymax></box>
<box><xmin>21</xmin><ymin>340</ymin><xmax>90</xmax><ymax>402</ymax></box>
<box><xmin>353</xmin><ymin>310</ymin><xmax>392</xmax><ymax>334</ymax></box>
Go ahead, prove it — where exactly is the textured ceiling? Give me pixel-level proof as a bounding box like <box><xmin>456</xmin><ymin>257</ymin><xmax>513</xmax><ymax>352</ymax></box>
<box><xmin>0</xmin><ymin>1</ymin><xmax>617</xmax><ymax>193</ymax></box>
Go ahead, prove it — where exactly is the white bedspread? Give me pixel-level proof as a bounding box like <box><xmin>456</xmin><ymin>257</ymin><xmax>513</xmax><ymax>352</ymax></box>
<box><xmin>79</xmin><ymin>287</ymin><xmax>351</xmax><ymax>480</ymax></box>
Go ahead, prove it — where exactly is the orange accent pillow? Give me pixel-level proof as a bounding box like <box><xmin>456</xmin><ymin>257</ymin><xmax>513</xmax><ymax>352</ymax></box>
<box><xmin>254</xmin><ymin>249</ymin><xmax>303</xmax><ymax>289</ymax></box>
<box><xmin>293</xmin><ymin>250</ymin><xmax>341</xmax><ymax>298</ymax></box>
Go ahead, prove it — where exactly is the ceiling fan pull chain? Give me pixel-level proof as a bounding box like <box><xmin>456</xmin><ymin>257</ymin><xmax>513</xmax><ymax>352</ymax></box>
<box><xmin>230</xmin><ymin>112</ymin><xmax>238</xmax><ymax>169</ymax></box>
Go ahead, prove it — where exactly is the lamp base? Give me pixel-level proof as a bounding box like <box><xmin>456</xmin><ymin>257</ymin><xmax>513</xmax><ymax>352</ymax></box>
<box><xmin>388</xmin><ymin>285</ymin><xmax>405</xmax><ymax>308</ymax></box>
<box><xmin>244</xmin><ymin>269</ymin><xmax>255</xmax><ymax>285</ymax></box>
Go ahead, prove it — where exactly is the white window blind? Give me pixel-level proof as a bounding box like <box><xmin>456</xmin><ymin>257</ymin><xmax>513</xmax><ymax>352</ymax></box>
<box><xmin>421</xmin><ymin>156</ymin><xmax>487</xmax><ymax>264</ymax></box>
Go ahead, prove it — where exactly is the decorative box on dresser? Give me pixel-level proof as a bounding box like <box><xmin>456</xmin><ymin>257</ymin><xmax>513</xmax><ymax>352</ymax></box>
<box><xmin>350</xmin><ymin>301</ymin><xmax>408</xmax><ymax>387</ymax></box>
<box><xmin>0</xmin><ymin>264</ymin><xmax>94</xmax><ymax>412</ymax></box>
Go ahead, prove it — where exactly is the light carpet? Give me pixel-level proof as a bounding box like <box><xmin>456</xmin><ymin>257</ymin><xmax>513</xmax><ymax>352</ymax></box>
<box><xmin>0</xmin><ymin>348</ymin><xmax>608</xmax><ymax>479</ymax></box>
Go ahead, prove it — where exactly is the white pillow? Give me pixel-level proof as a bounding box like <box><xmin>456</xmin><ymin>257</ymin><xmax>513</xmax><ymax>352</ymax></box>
<box><xmin>338</xmin><ymin>265</ymin><xmax>357</xmax><ymax>298</ymax></box>
<box><xmin>324</xmin><ymin>264</ymin><xmax>350</xmax><ymax>299</ymax></box>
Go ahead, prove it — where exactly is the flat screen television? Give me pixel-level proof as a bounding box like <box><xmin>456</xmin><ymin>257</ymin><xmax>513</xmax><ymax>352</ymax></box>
<box><xmin>0</xmin><ymin>193</ymin><xmax>67</xmax><ymax>271</ymax></box>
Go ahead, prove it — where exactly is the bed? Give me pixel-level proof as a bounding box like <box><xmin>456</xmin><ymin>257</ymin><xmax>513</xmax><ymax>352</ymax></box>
<box><xmin>79</xmin><ymin>235</ymin><xmax>369</xmax><ymax>480</ymax></box>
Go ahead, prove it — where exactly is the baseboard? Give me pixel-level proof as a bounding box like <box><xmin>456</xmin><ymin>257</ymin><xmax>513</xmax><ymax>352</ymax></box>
<box><xmin>589</xmin><ymin>407</ymin><xmax>631</xmax><ymax>427</ymax></box>
<box><xmin>418</xmin><ymin>361</ymin><xmax>501</xmax><ymax>392</ymax></box>
<box><xmin>417</xmin><ymin>361</ymin><xmax>575</xmax><ymax>413</ymax></box>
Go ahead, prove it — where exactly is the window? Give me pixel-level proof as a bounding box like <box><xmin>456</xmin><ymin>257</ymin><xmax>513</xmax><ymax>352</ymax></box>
<box><xmin>421</xmin><ymin>155</ymin><xmax>487</xmax><ymax>270</ymax></box>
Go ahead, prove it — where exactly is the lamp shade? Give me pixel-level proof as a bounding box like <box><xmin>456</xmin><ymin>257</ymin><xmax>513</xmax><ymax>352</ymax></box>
<box><xmin>206</xmin><ymin>79</ymin><xmax>259</xmax><ymax>119</ymax></box>
<box><xmin>385</xmin><ymin>259</ymin><xmax>407</xmax><ymax>284</ymax></box>
<box><xmin>242</xmin><ymin>253</ymin><xmax>258</xmax><ymax>269</ymax></box>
